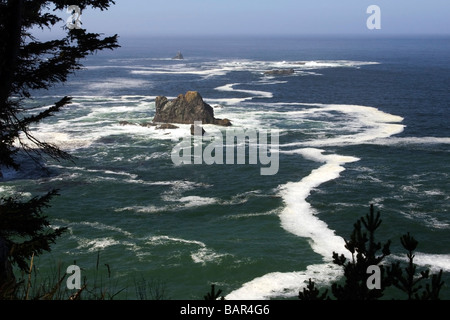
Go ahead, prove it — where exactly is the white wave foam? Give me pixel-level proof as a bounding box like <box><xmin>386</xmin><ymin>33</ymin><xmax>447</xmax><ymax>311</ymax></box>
<box><xmin>226</xmin><ymin>263</ymin><xmax>343</xmax><ymax>300</ymax></box>
<box><xmin>391</xmin><ymin>253</ymin><xmax>450</xmax><ymax>273</ymax></box>
<box><xmin>228</xmin><ymin>140</ymin><xmax>446</xmax><ymax>299</ymax></box>
<box><xmin>191</xmin><ymin>248</ymin><xmax>229</xmax><ymax>266</ymax></box>
<box><xmin>278</xmin><ymin>148</ymin><xmax>359</xmax><ymax>259</ymax></box>
<box><xmin>86</xmin><ymin>78</ymin><xmax>152</xmax><ymax>91</ymax></box>
<box><xmin>130</xmin><ymin>67</ymin><xmax>230</xmax><ymax>79</ymax></box>
<box><xmin>18</xmin><ymin>131</ymin><xmax>93</xmax><ymax>150</ymax></box>
<box><xmin>74</xmin><ymin>221</ymin><xmax>133</xmax><ymax>237</ymax></box>
<box><xmin>178</xmin><ymin>196</ymin><xmax>217</xmax><ymax>208</ymax></box>
<box><xmin>0</xmin><ymin>185</ymin><xmax>32</xmax><ymax>198</ymax></box>
<box><xmin>414</xmin><ymin>253</ymin><xmax>450</xmax><ymax>272</ymax></box>
<box><xmin>127</xmin><ymin>59</ymin><xmax>378</xmax><ymax>82</ymax></box>
<box><xmin>219</xmin><ymin>190</ymin><xmax>264</xmax><ymax>206</ymax></box>
<box><xmin>75</xmin><ymin>237</ymin><xmax>121</xmax><ymax>252</ymax></box>
<box><xmin>223</xmin><ymin>208</ymin><xmax>280</xmax><ymax>220</ymax></box>
<box><xmin>115</xmin><ymin>180</ymin><xmax>214</xmax><ymax>212</ymax></box>
<box><xmin>279</xmin><ymin>103</ymin><xmax>405</xmax><ymax>147</ymax></box>
<box><xmin>215</xmin><ymin>83</ymin><xmax>273</xmax><ymax>100</ymax></box>
<box><xmin>146</xmin><ymin>235</ymin><xmax>228</xmax><ymax>265</ymax></box>
<box><xmin>206</xmin><ymin>97</ymin><xmax>253</xmax><ymax>105</ymax></box>
<box><xmin>146</xmin><ymin>235</ymin><xmax>204</xmax><ymax>247</ymax></box>
<box><xmin>424</xmin><ymin>189</ymin><xmax>446</xmax><ymax>196</ymax></box>
<box><xmin>115</xmin><ymin>205</ymin><xmax>167</xmax><ymax>214</ymax></box>
<box><xmin>227</xmin><ymin>148</ymin><xmax>359</xmax><ymax>300</ymax></box>
<box><xmin>0</xmin><ymin>186</ymin><xmax>13</xmax><ymax>194</ymax></box>
<box><xmin>50</xmin><ymin>165</ymin><xmax>139</xmax><ymax>180</ymax></box>
<box><xmin>20</xmin><ymin>96</ymin><xmax>194</xmax><ymax>151</ymax></box>
<box><xmin>371</xmin><ymin>136</ymin><xmax>450</xmax><ymax>146</ymax></box>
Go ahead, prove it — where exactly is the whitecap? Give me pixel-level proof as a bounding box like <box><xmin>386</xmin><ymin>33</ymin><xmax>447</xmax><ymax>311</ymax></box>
<box><xmin>178</xmin><ymin>196</ymin><xmax>217</xmax><ymax>208</ymax></box>
<box><xmin>223</xmin><ymin>208</ymin><xmax>280</xmax><ymax>220</ymax></box>
<box><xmin>371</xmin><ymin>136</ymin><xmax>450</xmax><ymax>146</ymax></box>
<box><xmin>424</xmin><ymin>189</ymin><xmax>446</xmax><ymax>196</ymax></box>
<box><xmin>391</xmin><ymin>253</ymin><xmax>450</xmax><ymax>273</ymax></box>
<box><xmin>215</xmin><ymin>83</ymin><xmax>273</xmax><ymax>100</ymax></box>
<box><xmin>191</xmin><ymin>247</ymin><xmax>230</xmax><ymax>266</ymax></box>
<box><xmin>75</xmin><ymin>237</ymin><xmax>121</xmax><ymax>252</ymax></box>
<box><xmin>114</xmin><ymin>205</ymin><xmax>167</xmax><ymax>214</ymax></box>
<box><xmin>278</xmin><ymin>103</ymin><xmax>405</xmax><ymax>147</ymax></box>
<box><xmin>74</xmin><ymin>221</ymin><xmax>133</xmax><ymax>237</ymax></box>
<box><xmin>226</xmin><ymin>263</ymin><xmax>343</xmax><ymax>300</ymax></box>
<box><xmin>85</xmin><ymin>78</ymin><xmax>152</xmax><ymax>90</ymax></box>
<box><xmin>146</xmin><ymin>235</ymin><xmax>229</xmax><ymax>265</ymax></box>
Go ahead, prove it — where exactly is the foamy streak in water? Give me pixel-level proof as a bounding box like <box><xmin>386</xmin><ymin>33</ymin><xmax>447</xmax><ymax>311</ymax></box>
<box><xmin>146</xmin><ymin>235</ymin><xmax>229</xmax><ymax>265</ymax></box>
<box><xmin>278</xmin><ymin>104</ymin><xmax>405</xmax><ymax>147</ymax></box>
<box><xmin>226</xmin><ymin>148</ymin><xmax>359</xmax><ymax>300</ymax></box>
<box><xmin>278</xmin><ymin>148</ymin><xmax>360</xmax><ymax>258</ymax></box>
<box><xmin>127</xmin><ymin>59</ymin><xmax>378</xmax><ymax>80</ymax></box>
<box><xmin>226</xmin><ymin>263</ymin><xmax>343</xmax><ymax>300</ymax></box>
<box><xmin>370</xmin><ymin>136</ymin><xmax>450</xmax><ymax>146</ymax></box>
<box><xmin>215</xmin><ymin>83</ymin><xmax>273</xmax><ymax>100</ymax></box>
<box><xmin>414</xmin><ymin>253</ymin><xmax>450</xmax><ymax>272</ymax></box>
<box><xmin>83</xmin><ymin>77</ymin><xmax>153</xmax><ymax>91</ymax></box>
<box><xmin>227</xmin><ymin>103</ymin><xmax>405</xmax><ymax>299</ymax></box>
<box><xmin>227</xmin><ymin>103</ymin><xmax>449</xmax><ymax>299</ymax></box>
<box><xmin>391</xmin><ymin>253</ymin><xmax>450</xmax><ymax>273</ymax></box>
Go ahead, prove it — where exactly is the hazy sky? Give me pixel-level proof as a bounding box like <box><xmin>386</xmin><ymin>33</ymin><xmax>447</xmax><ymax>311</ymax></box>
<box><xmin>40</xmin><ymin>0</ymin><xmax>450</xmax><ymax>37</ymax></box>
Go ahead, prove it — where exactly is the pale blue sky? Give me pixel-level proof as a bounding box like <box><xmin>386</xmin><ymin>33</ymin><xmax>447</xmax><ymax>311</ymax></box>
<box><xmin>39</xmin><ymin>0</ymin><xmax>450</xmax><ymax>37</ymax></box>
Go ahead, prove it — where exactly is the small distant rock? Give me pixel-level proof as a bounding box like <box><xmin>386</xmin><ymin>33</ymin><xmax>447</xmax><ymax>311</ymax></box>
<box><xmin>172</xmin><ymin>51</ymin><xmax>184</xmax><ymax>60</ymax></box>
<box><xmin>119</xmin><ymin>121</ymin><xmax>135</xmax><ymax>126</ymax></box>
<box><xmin>214</xmin><ymin>118</ymin><xmax>232</xmax><ymax>127</ymax></box>
<box><xmin>190</xmin><ymin>124</ymin><xmax>206</xmax><ymax>136</ymax></box>
<box><xmin>157</xmin><ymin>123</ymin><xmax>179</xmax><ymax>130</ymax></box>
<box><xmin>140</xmin><ymin>122</ymin><xmax>157</xmax><ymax>127</ymax></box>
<box><xmin>264</xmin><ymin>68</ymin><xmax>294</xmax><ymax>76</ymax></box>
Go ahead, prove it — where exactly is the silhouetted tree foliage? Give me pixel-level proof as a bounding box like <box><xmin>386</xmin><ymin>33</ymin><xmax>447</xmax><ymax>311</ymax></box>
<box><xmin>299</xmin><ymin>205</ymin><xmax>445</xmax><ymax>300</ymax></box>
<box><xmin>298</xmin><ymin>278</ymin><xmax>329</xmax><ymax>300</ymax></box>
<box><xmin>387</xmin><ymin>232</ymin><xmax>445</xmax><ymax>300</ymax></box>
<box><xmin>330</xmin><ymin>204</ymin><xmax>393</xmax><ymax>300</ymax></box>
<box><xmin>0</xmin><ymin>0</ymin><xmax>119</xmax><ymax>296</ymax></box>
<box><xmin>1</xmin><ymin>0</ymin><xmax>119</xmax><ymax>170</ymax></box>
<box><xmin>204</xmin><ymin>284</ymin><xmax>224</xmax><ymax>300</ymax></box>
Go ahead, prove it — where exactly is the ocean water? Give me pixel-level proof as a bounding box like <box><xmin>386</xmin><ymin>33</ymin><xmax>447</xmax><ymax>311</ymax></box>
<box><xmin>1</xmin><ymin>36</ymin><xmax>449</xmax><ymax>300</ymax></box>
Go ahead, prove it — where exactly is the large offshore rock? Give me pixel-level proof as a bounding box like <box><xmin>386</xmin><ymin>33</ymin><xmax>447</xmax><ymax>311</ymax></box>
<box><xmin>153</xmin><ymin>91</ymin><xmax>232</xmax><ymax>126</ymax></box>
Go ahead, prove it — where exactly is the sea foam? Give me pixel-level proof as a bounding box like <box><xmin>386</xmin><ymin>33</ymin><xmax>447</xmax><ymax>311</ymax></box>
<box><xmin>226</xmin><ymin>263</ymin><xmax>343</xmax><ymax>300</ymax></box>
<box><xmin>278</xmin><ymin>148</ymin><xmax>359</xmax><ymax>259</ymax></box>
<box><xmin>279</xmin><ymin>103</ymin><xmax>405</xmax><ymax>147</ymax></box>
<box><xmin>227</xmin><ymin>148</ymin><xmax>359</xmax><ymax>299</ymax></box>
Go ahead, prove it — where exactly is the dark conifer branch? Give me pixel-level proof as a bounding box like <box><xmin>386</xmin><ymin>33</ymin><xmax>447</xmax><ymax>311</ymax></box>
<box><xmin>0</xmin><ymin>0</ymin><xmax>119</xmax><ymax>297</ymax></box>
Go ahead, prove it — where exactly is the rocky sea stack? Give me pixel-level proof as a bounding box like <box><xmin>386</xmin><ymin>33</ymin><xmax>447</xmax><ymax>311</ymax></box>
<box><xmin>153</xmin><ymin>91</ymin><xmax>232</xmax><ymax>126</ymax></box>
<box><xmin>264</xmin><ymin>68</ymin><xmax>294</xmax><ymax>76</ymax></box>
